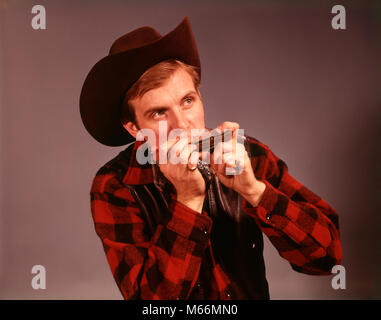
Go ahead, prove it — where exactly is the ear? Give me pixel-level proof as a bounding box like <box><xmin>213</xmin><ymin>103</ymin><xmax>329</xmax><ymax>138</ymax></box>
<box><xmin>122</xmin><ymin>121</ymin><xmax>139</xmax><ymax>139</ymax></box>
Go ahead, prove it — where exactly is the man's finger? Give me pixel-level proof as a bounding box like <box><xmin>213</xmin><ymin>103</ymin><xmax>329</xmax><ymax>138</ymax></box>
<box><xmin>223</xmin><ymin>152</ymin><xmax>236</xmax><ymax>167</ymax></box>
<box><xmin>166</xmin><ymin>137</ymin><xmax>189</xmax><ymax>164</ymax></box>
<box><xmin>189</xmin><ymin>145</ymin><xmax>200</xmax><ymax>166</ymax></box>
<box><xmin>216</xmin><ymin>121</ymin><xmax>240</xmax><ymax>132</ymax></box>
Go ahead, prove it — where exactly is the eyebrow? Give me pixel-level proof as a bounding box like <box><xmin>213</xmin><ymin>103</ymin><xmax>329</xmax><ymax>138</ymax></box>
<box><xmin>143</xmin><ymin>90</ymin><xmax>197</xmax><ymax>117</ymax></box>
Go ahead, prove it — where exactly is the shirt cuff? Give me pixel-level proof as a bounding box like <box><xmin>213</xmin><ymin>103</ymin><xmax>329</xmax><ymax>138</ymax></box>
<box><xmin>242</xmin><ymin>180</ymin><xmax>288</xmax><ymax>224</ymax></box>
<box><xmin>166</xmin><ymin>195</ymin><xmax>213</xmax><ymax>243</ymax></box>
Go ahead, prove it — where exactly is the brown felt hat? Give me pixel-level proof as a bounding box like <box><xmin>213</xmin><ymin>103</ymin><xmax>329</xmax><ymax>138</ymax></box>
<box><xmin>80</xmin><ymin>17</ymin><xmax>201</xmax><ymax>146</ymax></box>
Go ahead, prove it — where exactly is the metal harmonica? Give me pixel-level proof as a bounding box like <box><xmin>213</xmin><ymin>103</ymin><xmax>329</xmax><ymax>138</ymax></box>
<box><xmin>193</xmin><ymin>129</ymin><xmax>246</xmax><ymax>153</ymax></box>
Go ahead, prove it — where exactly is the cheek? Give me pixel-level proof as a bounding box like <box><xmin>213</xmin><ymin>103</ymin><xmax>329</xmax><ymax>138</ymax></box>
<box><xmin>197</xmin><ymin>109</ymin><xmax>205</xmax><ymax>126</ymax></box>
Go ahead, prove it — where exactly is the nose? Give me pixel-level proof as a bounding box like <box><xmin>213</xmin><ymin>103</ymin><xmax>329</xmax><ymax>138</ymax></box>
<box><xmin>170</xmin><ymin>108</ymin><xmax>189</xmax><ymax>131</ymax></box>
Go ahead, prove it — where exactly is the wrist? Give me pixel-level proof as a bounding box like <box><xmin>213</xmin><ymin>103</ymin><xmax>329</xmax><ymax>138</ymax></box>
<box><xmin>240</xmin><ymin>180</ymin><xmax>266</xmax><ymax>207</ymax></box>
<box><xmin>176</xmin><ymin>193</ymin><xmax>206</xmax><ymax>214</ymax></box>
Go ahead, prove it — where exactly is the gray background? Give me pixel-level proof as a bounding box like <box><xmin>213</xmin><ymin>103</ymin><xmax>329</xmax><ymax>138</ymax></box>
<box><xmin>0</xmin><ymin>0</ymin><xmax>380</xmax><ymax>299</ymax></box>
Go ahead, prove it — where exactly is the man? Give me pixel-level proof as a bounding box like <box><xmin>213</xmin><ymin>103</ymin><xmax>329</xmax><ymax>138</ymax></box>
<box><xmin>80</xmin><ymin>17</ymin><xmax>342</xmax><ymax>300</ymax></box>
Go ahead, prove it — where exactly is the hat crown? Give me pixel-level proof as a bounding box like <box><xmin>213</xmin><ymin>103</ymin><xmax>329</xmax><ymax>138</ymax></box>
<box><xmin>109</xmin><ymin>27</ymin><xmax>162</xmax><ymax>55</ymax></box>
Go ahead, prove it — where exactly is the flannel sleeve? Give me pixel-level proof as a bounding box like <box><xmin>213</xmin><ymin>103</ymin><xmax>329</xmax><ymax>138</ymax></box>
<box><xmin>242</xmin><ymin>138</ymin><xmax>342</xmax><ymax>275</ymax></box>
<box><xmin>90</xmin><ymin>171</ymin><xmax>213</xmax><ymax>300</ymax></box>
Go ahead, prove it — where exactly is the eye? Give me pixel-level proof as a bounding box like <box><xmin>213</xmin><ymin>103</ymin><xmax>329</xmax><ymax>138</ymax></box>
<box><xmin>184</xmin><ymin>96</ymin><xmax>194</xmax><ymax>106</ymax></box>
<box><xmin>152</xmin><ymin>110</ymin><xmax>166</xmax><ymax>119</ymax></box>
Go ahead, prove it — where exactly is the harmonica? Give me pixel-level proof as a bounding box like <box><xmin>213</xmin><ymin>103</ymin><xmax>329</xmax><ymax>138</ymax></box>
<box><xmin>193</xmin><ymin>129</ymin><xmax>246</xmax><ymax>153</ymax></box>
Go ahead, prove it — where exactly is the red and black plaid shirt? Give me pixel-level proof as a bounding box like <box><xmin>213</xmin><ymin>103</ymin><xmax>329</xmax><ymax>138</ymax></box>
<box><xmin>90</xmin><ymin>137</ymin><xmax>342</xmax><ymax>299</ymax></box>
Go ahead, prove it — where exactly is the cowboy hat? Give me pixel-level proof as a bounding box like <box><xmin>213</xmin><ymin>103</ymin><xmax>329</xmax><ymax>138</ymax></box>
<box><xmin>80</xmin><ymin>17</ymin><xmax>201</xmax><ymax>146</ymax></box>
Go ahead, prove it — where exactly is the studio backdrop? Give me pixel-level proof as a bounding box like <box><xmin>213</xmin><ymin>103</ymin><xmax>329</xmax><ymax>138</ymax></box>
<box><xmin>0</xmin><ymin>0</ymin><xmax>379</xmax><ymax>299</ymax></box>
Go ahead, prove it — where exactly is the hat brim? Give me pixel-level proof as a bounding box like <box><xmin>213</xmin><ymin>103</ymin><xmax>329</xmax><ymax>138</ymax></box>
<box><xmin>80</xmin><ymin>17</ymin><xmax>201</xmax><ymax>147</ymax></box>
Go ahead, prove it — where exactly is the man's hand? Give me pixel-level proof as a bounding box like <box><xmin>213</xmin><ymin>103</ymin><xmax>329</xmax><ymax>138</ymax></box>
<box><xmin>157</xmin><ymin>136</ymin><xmax>206</xmax><ymax>213</ymax></box>
<box><xmin>210</xmin><ymin>122</ymin><xmax>266</xmax><ymax>207</ymax></box>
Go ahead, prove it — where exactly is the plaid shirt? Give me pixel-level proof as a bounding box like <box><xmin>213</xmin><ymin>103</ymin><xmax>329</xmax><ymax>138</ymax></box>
<box><xmin>90</xmin><ymin>136</ymin><xmax>342</xmax><ymax>299</ymax></box>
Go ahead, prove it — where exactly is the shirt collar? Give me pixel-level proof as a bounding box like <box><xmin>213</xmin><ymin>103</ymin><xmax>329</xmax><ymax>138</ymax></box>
<box><xmin>121</xmin><ymin>140</ymin><xmax>168</xmax><ymax>191</ymax></box>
